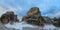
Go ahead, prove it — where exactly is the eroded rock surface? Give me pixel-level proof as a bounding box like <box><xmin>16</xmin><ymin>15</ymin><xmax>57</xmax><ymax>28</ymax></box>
<box><xmin>22</xmin><ymin>7</ymin><xmax>45</xmax><ymax>26</ymax></box>
<box><xmin>0</xmin><ymin>11</ymin><xmax>19</xmax><ymax>24</ymax></box>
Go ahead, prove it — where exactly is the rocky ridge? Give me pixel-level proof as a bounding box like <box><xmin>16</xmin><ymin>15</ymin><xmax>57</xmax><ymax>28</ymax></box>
<box><xmin>22</xmin><ymin>7</ymin><xmax>45</xmax><ymax>26</ymax></box>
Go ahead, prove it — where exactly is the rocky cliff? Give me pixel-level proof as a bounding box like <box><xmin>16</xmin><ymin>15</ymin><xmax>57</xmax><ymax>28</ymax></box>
<box><xmin>22</xmin><ymin>7</ymin><xmax>45</xmax><ymax>26</ymax></box>
<box><xmin>0</xmin><ymin>11</ymin><xmax>19</xmax><ymax>24</ymax></box>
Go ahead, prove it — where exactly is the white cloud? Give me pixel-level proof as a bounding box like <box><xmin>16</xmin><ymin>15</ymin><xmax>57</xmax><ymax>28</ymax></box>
<box><xmin>0</xmin><ymin>6</ymin><xmax>7</xmax><ymax>17</ymax></box>
<box><xmin>0</xmin><ymin>5</ymin><xmax>23</xmax><ymax>17</ymax></box>
<box><xmin>50</xmin><ymin>11</ymin><xmax>60</xmax><ymax>17</ymax></box>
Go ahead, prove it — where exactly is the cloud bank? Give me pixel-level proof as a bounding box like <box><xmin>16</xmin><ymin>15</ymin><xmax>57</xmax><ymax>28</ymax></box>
<box><xmin>0</xmin><ymin>0</ymin><xmax>60</xmax><ymax>17</ymax></box>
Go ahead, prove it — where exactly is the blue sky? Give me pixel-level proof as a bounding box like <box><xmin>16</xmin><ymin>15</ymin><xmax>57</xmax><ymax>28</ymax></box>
<box><xmin>0</xmin><ymin>0</ymin><xmax>60</xmax><ymax>18</ymax></box>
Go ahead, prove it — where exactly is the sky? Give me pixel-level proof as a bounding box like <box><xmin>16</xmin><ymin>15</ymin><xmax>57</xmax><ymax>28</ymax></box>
<box><xmin>0</xmin><ymin>0</ymin><xmax>60</xmax><ymax>18</ymax></box>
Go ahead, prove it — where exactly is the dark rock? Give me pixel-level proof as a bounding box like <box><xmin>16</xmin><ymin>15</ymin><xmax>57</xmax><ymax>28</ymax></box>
<box><xmin>22</xmin><ymin>7</ymin><xmax>45</xmax><ymax>26</ymax></box>
<box><xmin>52</xmin><ymin>17</ymin><xmax>60</xmax><ymax>27</ymax></box>
<box><xmin>22</xmin><ymin>7</ymin><xmax>41</xmax><ymax>21</ymax></box>
<box><xmin>43</xmin><ymin>16</ymin><xmax>52</xmax><ymax>24</ymax></box>
<box><xmin>0</xmin><ymin>11</ymin><xmax>19</xmax><ymax>24</ymax></box>
<box><xmin>0</xmin><ymin>14</ymin><xmax>9</xmax><ymax>24</ymax></box>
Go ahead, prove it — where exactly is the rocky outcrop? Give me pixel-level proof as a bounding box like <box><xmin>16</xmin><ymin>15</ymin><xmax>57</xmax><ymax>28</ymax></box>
<box><xmin>43</xmin><ymin>16</ymin><xmax>52</xmax><ymax>24</ymax></box>
<box><xmin>22</xmin><ymin>7</ymin><xmax>41</xmax><ymax>21</ymax></box>
<box><xmin>0</xmin><ymin>11</ymin><xmax>19</xmax><ymax>24</ymax></box>
<box><xmin>52</xmin><ymin>17</ymin><xmax>60</xmax><ymax>27</ymax></box>
<box><xmin>22</xmin><ymin>7</ymin><xmax>45</xmax><ymax>26</ymax></box>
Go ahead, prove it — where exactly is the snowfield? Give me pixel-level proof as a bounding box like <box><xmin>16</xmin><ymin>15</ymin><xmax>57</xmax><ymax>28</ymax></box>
<box><xmin>5</xmin><ymin>19</ymin><xmax>60</xmax><ymax>30</ymax></box>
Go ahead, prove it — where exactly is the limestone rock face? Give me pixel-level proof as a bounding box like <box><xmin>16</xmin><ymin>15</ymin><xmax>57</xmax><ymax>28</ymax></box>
<box><xmin>27</xmin><ymin>7</ymin><xmax>41</xmax><ymax>16</ymax></box>
<box><xmin>22</xmin><ymin>7</ymin><xmax>41</xmax><ymax>21</ymax></box>
<box><xmin>0</xmin><ymin>11</ymin><xmax>19</xmax><ymax>24</ymax></box>
<box><xmin>22</xmin><ymin>7</ymin><xmax>44</xmax><ymax>26</ymax></box>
